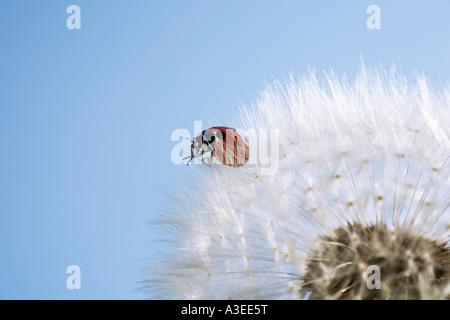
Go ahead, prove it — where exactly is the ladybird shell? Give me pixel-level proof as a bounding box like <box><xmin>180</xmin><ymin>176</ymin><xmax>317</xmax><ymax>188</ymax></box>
<box><xmin>207</xmin><ymin>127</ymin><xmax>249</xmax><ymax>167</ymax></box>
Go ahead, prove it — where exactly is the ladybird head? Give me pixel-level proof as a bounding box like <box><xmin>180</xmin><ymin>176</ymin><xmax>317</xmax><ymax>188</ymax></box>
<box><xmin>192</xmin><ymin>130</ymin><xmax>218</xmax><ymax>153</ymax></box>
<box><xmin>191</xmin><ymin>132</ymin><xmax>205</xmax><ymax>151</ymax></box>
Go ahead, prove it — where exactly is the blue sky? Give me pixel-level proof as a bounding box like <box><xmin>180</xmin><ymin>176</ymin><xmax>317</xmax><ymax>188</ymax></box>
<box><xmin>0</xmin><ymin>0</ymin><xmax>449</xmax><ymax>299</ymax></box>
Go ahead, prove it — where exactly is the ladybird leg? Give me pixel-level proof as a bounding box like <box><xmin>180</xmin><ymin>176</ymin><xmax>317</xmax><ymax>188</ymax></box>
<box><xmin>200</xmin><ymin>150</ymin><xmax>213</xmax><ymax>166</ymax></box>
<box><xmin>207</xmin><ymin>150</ymin><xmax>215</xmax><ymax>165</ymax></box>
<box><xmin>191</xmin><ymin>148</ymin><xmax>203</xmax><ymax>160</ymax></box>
<box><xmin>187</xmin><ymin>150</ymin><xmax>205</xmax><ymax>163</ymax></box>
<box><xmin>208</xmin><ymin>150</ymin><xmax>214</xmax><ymax>163</ymax></box>
<box><xmin>183</xmin><ymin>141</ymin><xmax>206</xmax><ymax>166</ymax></box>
<box><xmin>182</xmin><ymin>144</ymin><xmax>195</xmax><ymax>166</ymax></box>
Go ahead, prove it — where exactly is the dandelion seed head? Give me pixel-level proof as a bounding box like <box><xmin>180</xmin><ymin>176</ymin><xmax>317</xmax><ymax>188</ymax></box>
<box><xmin>301</xmin><ymin>222</ymin><xmax>450</xmax><ymax>299</ymax></box>
<box><xmin>148</xmin><ymin>65</ymin><xmax>450</xmax><ymax>299</ymax></box>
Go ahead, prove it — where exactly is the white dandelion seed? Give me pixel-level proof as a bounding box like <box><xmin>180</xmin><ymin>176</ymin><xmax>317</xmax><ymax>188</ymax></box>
<box><xmin>148</xmin><ymin>65</ymin><xmax>450</xmax><ymax>300</ymax></box>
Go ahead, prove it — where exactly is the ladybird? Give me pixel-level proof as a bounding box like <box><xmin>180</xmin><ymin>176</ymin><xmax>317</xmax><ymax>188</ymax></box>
<box><xmin>184</xmin><ymin>126</ymin><xmax>249</xmax><ymax>167</ymax></box>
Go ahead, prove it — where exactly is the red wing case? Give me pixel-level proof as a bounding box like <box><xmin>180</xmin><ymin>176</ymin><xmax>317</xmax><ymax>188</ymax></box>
<box><xmin>208</xmin><ymin>127</ymin><xmax>249</xmax><ymax>167</ymax></box>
